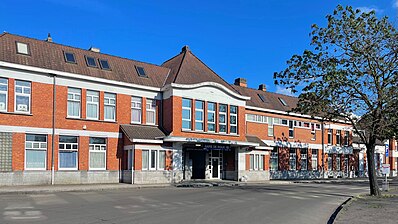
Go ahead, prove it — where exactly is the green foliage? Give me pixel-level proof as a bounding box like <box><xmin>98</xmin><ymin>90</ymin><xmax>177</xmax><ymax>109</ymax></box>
<box><xmin>274</xmin><ymin>5</ymin><xmax>398</xmax><ymax>143</ymax></box>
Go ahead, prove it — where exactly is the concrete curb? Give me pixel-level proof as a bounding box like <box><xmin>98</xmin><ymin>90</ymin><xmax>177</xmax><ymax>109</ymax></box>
<box><xmin>327</xmin><ymin>196</ymin><xmax>353</xmax><ymax>224</ymax></box>
<box><xmin>0</xmin><ymin>183</ymin><xmax>172</xmax><ymax>195</ymax></box>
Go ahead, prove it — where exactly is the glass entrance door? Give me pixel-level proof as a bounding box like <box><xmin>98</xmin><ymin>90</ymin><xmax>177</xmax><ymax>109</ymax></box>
<box><xmin>212</xmin><ymin>158</ymin><xmax>219</xmax><ymax>178</ymax></box>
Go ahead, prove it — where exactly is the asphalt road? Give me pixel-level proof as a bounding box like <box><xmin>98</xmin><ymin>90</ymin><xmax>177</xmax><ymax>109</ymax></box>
<box><xmin>0</xmin><ymin>182</ymin><xmax>370</xmax><ymax>224</ymax></box>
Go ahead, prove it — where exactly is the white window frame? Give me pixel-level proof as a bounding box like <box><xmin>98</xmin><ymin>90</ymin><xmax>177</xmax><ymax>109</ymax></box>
<box><xmin>86</xmin><ymin>90</ymin><xmax>99</xmax><ymax>120</ymax></box>
<box><xmin>195</xmin><ymin>100</ymin><xmax>204</xmax><ymax>131</ymax></box>
<box><xmin>0</xmin><ymin>78</ymin><xmax>8</xmax><ymax>112</ymax></box>
<box><xmin>15</xmin><ymin>80</ymin><xmax>31</xmax><ymax>113</ymax></box>
<box><xmin>142</xmin><ymin>149</ymin><xmax>166</xmax><ymax>171</ymax></box>
<box><xmin>255</xmin><ymin>154</ymin><xmax>259</xmax><ymax>170</ymax></box>
<box><xmin>327</xmin><ymin>154</ymin><xmax>333</xmax><ymax>171</ymax></box>
<box><xmin>158</xmin><ymin>150</ymin><xmax>166</xmax><ymax>170</ymax></box>
<box><xmin>207</xmin><ymin>102</ymin><xmax>216</xmax><ymax>132</ymax></box>
<box><xmin>268</xmin><ymin>118</ymin><xmax>274</xmax><ymax>136</ymax></box>
<box><xmin>146</xmin><ymin>99</ymin><xmax>156</xmax><ymax>125</ymax></box>
<box><xmin>336</xmin><ymin>130</ymin><xmax>341</xmax><ymax>146</ymax></box>
<box><xmin>89</xmin><ymin>137</ymin><xmax>107</xmax><ymax>170</ymax></box>
<box><xmin>25</xmin><ymin>134</ymin><xmax>47</xmax><ymax>170</ymax></box>
<box><xmin>300</xmin><ymin>149</ymin><xmax>307</xmax><ymax>171</ymax></box>
<box><xmin>58</xmin><ymin>136</ymin><xmax>79</xmax><ymax>170</ymax></box>
<box><xmin>182</xmin><ymin>98</ymin><xmax>192</xmax><ymax>130</ymax></box>
<box><xmin>260</xmin><ymin>155</ymin><xmax>265</xmax><ymax>170</ymax></box>
<box><xmin>219</xmin><ymin>104</ymin><xmax>227</xmax><ymax>133</ymax></box>
<box><xmin>328</xmin><ymin>129</ymin><xmax>333</xmax><ymax>145</ymax></box>
<box><xmin>67</xmin><ymin>87</ymin><xmax>81</xmax><ymax>118</ymax></box>
<box><xmin>311</xmin><ymin>123</ymin><xmax>316</xmax><ymax>140</ymax></box>
<box><xmin>230</xmin><ymin>105</ymin><xmax>238</xmax><ymax>134</ymax></box>
<box><xmin>336</xmin><ymin>156</ymin><xmax>341</xmax><ymax>171</ymax></box>
<box><xmin>104</xmin><ymin>93</ymin><xmax>116</xmax><ymax>122</ymax></box>
<box><xmin>131</xmin><ymin>96</ymin><xmax>142</xmax><ymax>124</ymax></box>
<box><xmin>16</xmin><ymin>42</ymin><xmax>29</xmax><ymax>55</ymax></box>
<box><xmin>289</xmin><ymin>149</ymin><xmax>296</xmax><ymax>170</ymax></box>
<box><xmin>270</xmin><ymin>148</ymin><xmax>278</xmax><ymax>171</ymax></box>
<box><xmin>249</xmin><ymin>154</ymin><xmax>254</xmax><ymax>170</ymax></box>
<box><xmin>311</xmin><ymin>149</ymin><xmax>318</xmax><ymax>171</ymax></box>
<box><xmin>344</xmin><ymin>131</ymin><xmax>349</xmax><ymax>146</ymax></box>
<box><xmin>288</xmin><ymin>120</ymin><xmax>294</xmax><ymax>138</ymax></box>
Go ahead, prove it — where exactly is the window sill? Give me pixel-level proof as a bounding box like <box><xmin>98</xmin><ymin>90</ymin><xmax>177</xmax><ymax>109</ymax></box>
<box><xmin>0</xmin><ymin>111</ymin><xmax>33</xmax><ymax>116</ymax></box>
<box><xmin>66</xmin><ymin>117</ymin><xmax>117</xmax><ymax>123</ymax></box>
<box><xmin>181</xmin><ymin>129</ymin><xmax>240</xmax><ymax>137</ymax></box>
<box><xmin>58</xmin><ymin>169</ymin><xmax>78</xmax><ymax>171</ymax></box>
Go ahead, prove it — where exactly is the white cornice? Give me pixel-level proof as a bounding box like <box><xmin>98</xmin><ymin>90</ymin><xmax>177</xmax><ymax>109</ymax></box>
<box><xmin>0</xmin><ymin>61</ymin><xmax>161</xmax><ymax>92</ymax></box>
<box><xmin>163</xmin><ymin>82</ymin><xmax>251</xmax><ymax>100</ymax></box>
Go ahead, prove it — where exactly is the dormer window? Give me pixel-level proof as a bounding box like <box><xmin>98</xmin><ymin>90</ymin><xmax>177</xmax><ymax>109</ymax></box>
<box><xmin>99</xmin><ymin>59</ymin><xmax>110</xmax><ymax>70</ymax></box>
<box><xmin>16</xmin><ymin>42</ymin><xmax>30</xmax><ymax>55</ymax></box>
<box><xmin>85</xmin><ymin>56</ymin><xmax>98</xmax><ymax>67</ymax></box>
<box><xmin>64</xmin><ymin>52</ymin><xmax>76</xmax><ymax>63</ymax></box>
<box><xmin>135</xmin><ymin>66</ymin><xmax>147</xmax><ymax>77</ymax></box>
<box><xmin>279</xmin><ymin>97</ymin><xmax>288</xmax><ymax>106</ymax></box>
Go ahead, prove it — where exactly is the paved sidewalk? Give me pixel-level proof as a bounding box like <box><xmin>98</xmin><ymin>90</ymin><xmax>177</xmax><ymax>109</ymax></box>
<box><xmin>334</xmin><ymin>188</ymin><xmax>398</xmax><ymax>224</ymax></box>
<box><xmin>0</xmin><ymin>183</ymin><xmax>171</xmax><ymax>194</ymax></box>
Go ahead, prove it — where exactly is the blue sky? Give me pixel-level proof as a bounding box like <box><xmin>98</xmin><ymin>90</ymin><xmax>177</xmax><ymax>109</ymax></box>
<box><xmin>1</xmin><ymin>1</ymin><xmax>397</xmax><ymax>95</ymax></box>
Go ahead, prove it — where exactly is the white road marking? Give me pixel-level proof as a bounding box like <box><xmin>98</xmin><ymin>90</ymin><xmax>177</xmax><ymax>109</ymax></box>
<box><xmin>30</xmin><ymin>194</ymin><xmax>68</xmax><ymax>205</ymax></box>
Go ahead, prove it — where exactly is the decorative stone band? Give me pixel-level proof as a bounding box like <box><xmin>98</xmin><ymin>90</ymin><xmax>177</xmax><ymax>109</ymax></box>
<box><xmin>324</xmin><ymin>145</ymin><xmax>353</xmax><ymax>154</ymax></box>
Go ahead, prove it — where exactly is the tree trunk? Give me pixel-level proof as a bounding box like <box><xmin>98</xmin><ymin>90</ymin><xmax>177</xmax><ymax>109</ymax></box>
<box><xmin>366</xmin><ymin>140</ymin><xmax>381</xmax><ymax>197</ymax></box>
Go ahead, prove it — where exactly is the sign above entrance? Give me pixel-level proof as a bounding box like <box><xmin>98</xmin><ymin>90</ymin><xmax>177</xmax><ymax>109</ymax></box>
<box><xmin>203</xmin><ymin>144</ymin><xmax>231</xmax><ymax>151</ymax></box>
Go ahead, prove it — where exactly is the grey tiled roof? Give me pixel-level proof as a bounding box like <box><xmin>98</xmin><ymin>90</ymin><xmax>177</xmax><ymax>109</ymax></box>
<box><xmin>246</xmin><ymin>135</ymin><xmax>267</xmax><ymax>147</ymax></box>
<box><xmin>120</xmin><ymin>124</ymin><xmax>166</xmax><ymax>141</ymax></box>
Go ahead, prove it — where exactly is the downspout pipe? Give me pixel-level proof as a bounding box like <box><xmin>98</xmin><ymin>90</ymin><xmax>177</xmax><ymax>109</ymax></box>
<box><xmin>321</xmin><ymin>119</ymin><xmax>325</xmax><ymax>179</ymax></box>
<box><xmin>51</xmin><ymin>74</ymin><xmax>56</xmax><ymax>185</ymax></box>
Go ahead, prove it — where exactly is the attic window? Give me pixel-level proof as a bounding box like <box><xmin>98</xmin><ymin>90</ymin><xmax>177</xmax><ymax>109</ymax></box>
<box><xmin>279</xmin><ymin>97</ymin><xmax>288</xmax><ymax>106</ymax></box>
<box><xmin>64</xmin><ymin>52</ymin><xmax>76</xmax><ymax>63</ymax></box>
<box><xmin>257</xmin><ymin>94</ymin><xmax>267</xmax><ymax>103</ymax></box>
<box><xmin>16</xmin><ymin>42</ymin><xmax>30</xmax><ymax>55</ymax></box>
<box><xmin>99</xmin><ymin>59</ymin><xmax>110</xmax><ymax>70</ymax></box>
<box><xmin>135</xmin><ymin>66</ymin><xmax>147</xmax><ymax>77</ymax></box>
<box><xmin>85</xmin><ymin>56</ymin><xmax>98</xmax><ymax>67</ymax></box>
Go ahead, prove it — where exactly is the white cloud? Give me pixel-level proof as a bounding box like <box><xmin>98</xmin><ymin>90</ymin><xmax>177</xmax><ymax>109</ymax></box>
<box><xmin>356</xmin><ymin>6</ymin><xmax>382</xmax><ymax>13</ymax></box>
<box><xmin>394</xmin><ymin>0</ymin><xmax>398</xmax><ymax>8</ymax></box>
<box><xmin>275</xmin><ymin>86</ymin><xmax>296</xmax><ymax>97</ymax></box>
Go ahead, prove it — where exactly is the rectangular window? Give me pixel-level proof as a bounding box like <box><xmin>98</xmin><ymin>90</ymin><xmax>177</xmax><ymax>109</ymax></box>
<box><xmin>344</xmin><ymin>131</ymin><xmax>349</xmax><ymax>146</ymax></box>
<box><xmin>99</xmin><ymin>59</ymin><xmax>111</xmax><ymax>70</ymax></box>
<box><xmin>150</xmin><ymin>150</ymin><xmax>157</xmax><ymax>170</ymax></box>
<box><xmin>300</xmin><ymin>149</ymin><xmax>307</xmax><ymax>171</ymax></box>
<box><xmin>268</xmin><ymin>118</ymin><xmax>274</xmax><ymax>136</ymax></box>
<box><xmin>260</xmin><ymin>155</ymin><xmax>265</xmax><ymax>170</ymax></box>
<box><xmin>195</xmin><ymin>100</ymin><xmax>204</xmax><ymax>131</ymax></box>
<box><xmin>86</xmin><ymin>90</ymin><xmax>99</xmax><ymax>120</ymax></box>
<box><xmin>142</xmin><ymin>150</ymin><xmax>149</xmax><ymax>170</ymax></box>
<box><xmin>311</xmin><ymin>149</ymin><xmax>318</xmax><ymax>170</ymax></box>
<box><xmin>289</xmin><ymin>148</ymin><xmax>296</xmax><ymax>170</ymax></box>
<box><xmin>89</xmin><ymin>137</ymin><xmax>106</xmax><ymax>170</ymax></box>
<box><xmin>146</xmin><ymin>99</ymin><xmax>156</xmax><ymax>125</ymax></box>
<box><xmin>281</xmin><ymin>119</ymin><xmax>288</xmax><ymax>125</ymax></box>
<box><xmin>255</xmin><ymin>154</ymin><xmax>259</xmax><ymax>170</ymax></box>
<box><xmin>311</xmin><ymin>123</ymin><xmax>316</xmax><ymax>140</ymax></box>
<box><xmin>67</xmin><ymin>88</ymin><xmax>81</xmax><ymax>118</ymax></box>
<box><xmin>15</xmin><ymin>80</ymin><xmax>31</xmax><ymax>113</ymax></box>
<box><xmin>230</xmin><ymin>106</ymin><xmax>238</xmax><ymax>134</ymax></box>
<box><xmin>59</xmin><ymin>136</ymin><xmax>78</xmax><ymax>170</ymax></box>
<box><xmin>0</xmin><ymin>78</ymin><xmax>8</xmax><ymax>111</ymax></box>
<box><xmin>104</xmin><ymin>93</ymin><xmax>116</xmax><ymax>121</ymax></box>
<box><xmin>336</xmin><ymin>156</ymin><xmax>341</xmax><ymax>171</ymax></box>
<box><xmin>85</xmin><ymin>56</ymin><xmax>98</xmax><ymax>67</ymax></box>
<box><xmin>328</xmin><ymin>129</ymin><xmax>333</xmax><ymax>145</ymax></box>
<box><xmin>219</xmin><ymin>104</ymin><xmax>227</xmax><ymax>133</ymax></box>
<box><xmin>207</xmin><ymin>102</ymin><xmax>216</xmax><ymax>132</ymax></box>
<box><xmin>182</xmin><ymin>98</ymin><xmax>192</xmax><ymax>130</ymax></box>
<box><xmin>270</xmin><ymin>148</ymin><xmax>278</xmax><ymax>171</ymax></box>
<box><xmin>249</xmin><ymin>154</ymin><xmax>254</xmax><ymax>170</ymax></box>
<box><xmin>64</xmin><ymin>52</ymin><xmax>76</xmax><ymax>63</ymax></box>
<box><xmin>158</xmin><ymin>151</ymin><xmax>166</xmax><ymax>170</ymax></box>
<box><xmin>288</xmin><ymin>120</ymin><xmax>294</xmax><ymax>138</ymax></box>
<box><xmin>16</xmin><ymin>42</ymin><xmax>29</xmax><ymax>55</ymax></box>
<box><xmin>25</xmin><ymin>134</ymin><xmax>47</xmax><ymax>170</ymax></box>
<box><xmin>336</xmin><ymin>130</ymin><xmax>341</xmax><ymax>146</ymax></box>
<box><xmin>131</xmin><ymin>96</ymin><xmax>142</xmax><ymax>123</ymax></box>
<box><xmin>327</xmin><ymin>154</ymin><xmax>333</xmax><ymax>171</ymax></box>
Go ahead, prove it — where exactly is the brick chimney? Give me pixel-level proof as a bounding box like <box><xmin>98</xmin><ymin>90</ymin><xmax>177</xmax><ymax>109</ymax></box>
<box><xmin>46</xmin><ymin>33</ymin><xmax>53</xmax><ymax>42</ymax></box>
<box><xmin>258</xmin><ymin>84</ymin><xmax>267</xmax><ymax>92</ymax></box>
<box><xmin>234</xmin><ymin>78</ymin><xmax>247</xmax><ymax>87</ymax></box>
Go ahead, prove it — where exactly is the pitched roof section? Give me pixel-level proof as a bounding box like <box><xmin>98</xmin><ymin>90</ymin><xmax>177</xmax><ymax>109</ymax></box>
<box><xmin>162</xmin><ymin>46</ymin><xmax>238</xmax><ymax>93</ymax></box>
<box><xmin>232</xmin><ymin>85</ymin><xmax>298</xmax><ymax>112</ymax></box>
<box><xmin>120</xmin><ymin>124</ymin><xmax>166</xmax><ymax>141</ymax></box>
<box><xmin>0</xmin><ymin>33</ymin><xmax>170</xmax><ymax>88</ymax></box>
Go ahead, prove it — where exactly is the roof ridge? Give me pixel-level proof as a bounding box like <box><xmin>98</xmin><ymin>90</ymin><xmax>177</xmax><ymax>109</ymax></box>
<box><xmin>2</xmin><ymin>32</ymin><xmax>167</xmax><ymax>69</ymax></box>
<box><xmin>173</xmin><ymin>50</ymin><xmax>187</xmax><ymax>83</ymax></box>
<box><xmin>232</xmin><ymin>84</ymin><xmax>298</xmax><ymax>99</ymax></box>
<box><xmin>187</xmin><ymin>51</ymin><xmax>239</xmax><ymax>93</ymax></box>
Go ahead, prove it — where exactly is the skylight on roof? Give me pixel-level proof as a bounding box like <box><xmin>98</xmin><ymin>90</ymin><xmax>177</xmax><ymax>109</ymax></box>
<box><xmin>279</xmin><ymin>97</ymin><xmax>288</xmax><ymax>106</ymax></box>
<box><xmin>16</xmin><ymin>42</ymin><xmax>29</xmax><ymax>55</ymax></box>
<box><xmin>257</xmin><ymin>94</ymin><xmax>266</xmax><ymax>103</ymax></box>
<box><xmin>85</xmin><ymin>56</ymin><xmax>97</xmax><ymax>67</ymax></box>
<box><xmin>99</xmin><ymin>59</ymin><xmax>110</xmax><ymax>70</ymax></box>
<box><xmin>64</xmin><ymin>52</ymin><xmax>76</xmax><ymax>63</ymax></box>
<box><xmin>135</xmin><ymin>66</ymin><xmax>147</xmax><ymax>77</ymax></box>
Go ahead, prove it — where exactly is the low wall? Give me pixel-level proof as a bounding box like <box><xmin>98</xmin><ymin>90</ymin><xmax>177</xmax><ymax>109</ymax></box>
<box><xmin>270</xmin><ymin>170</ymin><xmax>322</xmax><ymax>180</ymax></box>
<box><xmin>132</xmin><ymin>170</ymin><xmax>183</xmax><ymax>184</ymax></box>
<box><xmin>239</xmin><ymin>170</ymin><xmax>270</xmax><ymax>182</ymax></box>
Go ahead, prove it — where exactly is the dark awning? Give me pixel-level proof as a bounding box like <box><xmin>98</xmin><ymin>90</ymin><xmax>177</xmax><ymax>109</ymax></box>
<box><xmin>120</xmin><ymin>124</ymin><xmax>166</xmax><ymax>143</ymax></box>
